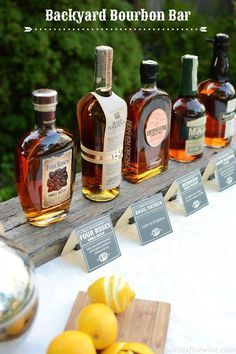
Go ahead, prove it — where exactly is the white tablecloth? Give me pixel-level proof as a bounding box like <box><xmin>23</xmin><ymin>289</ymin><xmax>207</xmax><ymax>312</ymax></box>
<box><xmin>1</xmin><ymin>180</ymin><xmax>236</xmax><ymax>354</ymax></box>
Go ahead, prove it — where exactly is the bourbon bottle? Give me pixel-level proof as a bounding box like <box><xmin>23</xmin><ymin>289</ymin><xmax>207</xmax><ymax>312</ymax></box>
<box><xmin>15</xmin><ymin>89</ymin><xmax>76</xmax><ymax>227</ymax></box>
<box><xmin>169</xmin><ymin>55</ymin><xmax>206</xmax><ymax>162</ymax></box>
<box><xmin>77</xmin><ymin>46</ymin><xmax>127</xmax><ymax>202</ymax></box>
<box><xmin>122</xmin><ymin>60</ymin><xmax>171</xmax><ymax>183</ymax></box>
<box><xmin>198</xmin><ymin>33</ymin><xmax>236</xmax><ymax>148</ymax></box>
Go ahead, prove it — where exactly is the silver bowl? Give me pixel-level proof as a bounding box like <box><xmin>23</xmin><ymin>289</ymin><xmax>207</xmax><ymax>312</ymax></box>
<box><xmin>0</xmin><ymin>235</ymin><xmax>38</xmax><ymax>341</ymax></box>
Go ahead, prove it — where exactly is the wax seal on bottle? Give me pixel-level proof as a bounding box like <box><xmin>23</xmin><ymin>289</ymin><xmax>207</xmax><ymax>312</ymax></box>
<box><xmin>0</xmin><ymin>227</ymin><xmax>38</xmax><ymax>341</ymax></box>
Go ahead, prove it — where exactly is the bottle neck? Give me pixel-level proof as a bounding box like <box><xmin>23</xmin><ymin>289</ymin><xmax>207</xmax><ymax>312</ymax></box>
<box><xmin>94</xmin><ymin>55</ymin><xmax>112</xmax><ymax>97</ymax></box>
<box><xmin>210</xmin><ymin>51</ymin><xmax>229</xmax><ymax>82</ymax></box>
<box><xmin>179</xmin><ymin>65</ymin><xmax>197</xmax><ymax>98</ymax></box>
<box><xmin>34</xmin><ymin>111</ymin><xmax>56</xmax><ymax>130</ymax></box>
<box><xmin>141</xmin><ymin>81</ymin><xmax>157</xmax><ymax>91</ymax></box>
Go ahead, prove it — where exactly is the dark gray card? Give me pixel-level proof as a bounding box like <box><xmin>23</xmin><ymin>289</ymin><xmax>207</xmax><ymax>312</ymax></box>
<box><xmin>131</xmin><ymin>194</ymin><xmax>172</xmax><ymax>246</ymax></box>
<box><xmin>215</xmin><ymin>149</ymin><xmax>236</xmax><ymax>191</ymax></box>
<box><xmin>75</xmin><ymin>215</ymin><xmax>121</xmax><ymax>272</ymax></box>
<box><xmin>177</xmin><ymin>170</ymin><xmax>209</xmax><ymax>216</ymax></box>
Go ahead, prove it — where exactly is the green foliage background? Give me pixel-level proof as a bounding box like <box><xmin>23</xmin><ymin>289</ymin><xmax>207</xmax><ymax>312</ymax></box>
<box><xmin>0</xmin><ymin>0</ymin><xmax>235</xmax><ymax>201</ymax></box>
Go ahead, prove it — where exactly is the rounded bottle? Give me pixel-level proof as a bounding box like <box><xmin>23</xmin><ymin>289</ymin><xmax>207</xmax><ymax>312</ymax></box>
<box><xmin>15</xmin><ymin>89</ymin><xmax>77</xmax><ymax>227</ymax></box>
<box><xmin>198</xmin><ymin>33</ymin><xmax>236</xmax><ymax>148</ymax></box>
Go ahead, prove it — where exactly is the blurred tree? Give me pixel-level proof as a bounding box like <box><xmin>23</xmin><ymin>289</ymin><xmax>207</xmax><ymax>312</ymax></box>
<box><xmin>0</xmin><ymin>0</ymin><xmax>142</xmax><ymax>201</ymax></box>
<box><xmin>0</xmin><ymin>0</ymin><xmax>235</xmax><ymax>202</ymax></box>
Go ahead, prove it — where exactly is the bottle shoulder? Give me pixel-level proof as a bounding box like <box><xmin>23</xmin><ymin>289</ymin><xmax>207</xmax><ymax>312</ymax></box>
<box><xmin>77</xmin><ymin>93</ymin><xmax>105</xmax><ymax>122</ymax></box>
<box><xmin>127</xmin><ymin>87</ymin><xmax>170</xmax><ymax>104</ymax></box>
<box><xmin>17</xmin><ymin>128</ymin><xmax>75</xmax><ymax>157</ymax></box>
<box><xmin>172</xmin><ymin>97</ymin><xmax>206</xmax><ymax>117</ymax></box>
<box><xmin>198</xmin><ymin>79</ymin><xmax>235</xmax><ymax>99</ymax></box>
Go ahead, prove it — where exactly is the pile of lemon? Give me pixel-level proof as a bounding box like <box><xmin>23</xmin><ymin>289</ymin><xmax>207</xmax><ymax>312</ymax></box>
<box><xmin>47</xmin><ymin>275</ymin><xmax>155</xmax><ymax>354</ymax></box>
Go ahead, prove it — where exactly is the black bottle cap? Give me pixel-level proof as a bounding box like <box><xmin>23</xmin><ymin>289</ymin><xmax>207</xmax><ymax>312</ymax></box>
<box><xmin>140</xmin><ymin>60</ymin><xmax>158</xmax><ymax>84</ymax></box>
<box><xmin>206</xmin><ymin>33</ymin><xmax>229</xmax><ymax>53</ymax></box>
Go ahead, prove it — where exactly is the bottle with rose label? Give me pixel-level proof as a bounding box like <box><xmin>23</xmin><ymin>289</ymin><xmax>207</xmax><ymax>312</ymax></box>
<box><xmin>198</xmin><ymin>33</ymin><xmax>236</xmax><ymax>148</ymax></box>
<box><xmin>122</xmin><ymin>60</ymin><xmax>171</xmax><ymax>183</ymax></box>
<box><xmin>15</xmin><ymin>89</ymin><xmax>77</xmax><ymax>227</ymax></box>
<box><xmin>169</xmin><ymin>55</ymin><xmax>206</xmax><ymax>162</ymax></box>
<box><xmin>77</xmin><ymin>46</ymin><xmax>127</xmax><ymax>201</ymax></box>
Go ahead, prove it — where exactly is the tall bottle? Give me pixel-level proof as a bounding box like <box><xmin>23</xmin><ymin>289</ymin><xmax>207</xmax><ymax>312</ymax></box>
<box><xmin>77</xmin><ymin>46</ymin><xmax>127</xmax><ymax>202</ymax></box>
<box><xmin>169</xmin><ymin>55</ymin><xmax>206</xmax><ymax>162</ymax></box>
<box><xmin>122</xmin><ymin>60</ymin><xmax>171</xmax><ymax>183</ymax></box>
<box><xmin>15</xmin><ymin>89</ymin><xmax>77</xmax><ymax>227</ymax></box>
<box><xmin>198</xmin><ymin>33</ymin><xmax>236</xmax><ymax>148</ymax></box>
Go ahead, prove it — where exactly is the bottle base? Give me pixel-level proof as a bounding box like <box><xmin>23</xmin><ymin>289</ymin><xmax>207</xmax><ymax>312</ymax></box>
<box><xmin>123</xmin><ymin>165</ymin><xmax>168</xmax><ymax>184</ymax></box>
<box><xmin>82</xmin><ymin>186</ymin><xmax>119</xmax><ymax>202</ymax></box>
<box><xmin>169</xmin><ymin>149</ymin><xmax>202</xmax><ymax>163</ymax></box>
<box><xmin>204</xmin><ymin>137</ymin><xmax>231</xmax><ymax>149</ymax></box>
<box><xmin>27</xmin><ymin>210</ymin><xmax>68</xmax><ymax>227</ymax></box>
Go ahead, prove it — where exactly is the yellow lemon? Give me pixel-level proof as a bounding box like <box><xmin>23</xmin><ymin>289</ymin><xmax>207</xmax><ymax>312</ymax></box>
<box><xmin>76</xmin><ymin>303</ymin><xmax>118</xmax><ymax>350</ymax></box>
<box><xmin>101</xmin><ymin>342</ymin><xmax>126</xmax><ymax>354</ymax></box>
<box><xmin>88</xmin><ymin>276</ymin><xmax>135</xmax><ymax>314</ymax></box>
<box><xmin>101</xmin><ymin>342</ymin><xmax>125</xmax><ymax>354</ymax></box>
<box><xmin>123</xmin><ymin>342</ymin><xmax>155</xmax><ymax>354</ymax></box>
<box><xmin>46</xmin><ymin>330</ymin><xmax>96</xmax><ymax>354</ymax></box>
<box><xmin>101</xmin><ymin>342</ymin><xmax>155</xmax><ymax>354</ymax></box>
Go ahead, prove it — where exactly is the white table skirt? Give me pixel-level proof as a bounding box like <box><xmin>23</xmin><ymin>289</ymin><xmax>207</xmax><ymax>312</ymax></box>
<box><xmin>1</xmin><ymin>180</ymin><xmax>236</xmax><ymax>354</ymax></box>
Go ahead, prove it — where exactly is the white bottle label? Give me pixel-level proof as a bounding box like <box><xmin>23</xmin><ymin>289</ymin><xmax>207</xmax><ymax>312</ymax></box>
<box><xmin>227</xmin><ymin>98</ymin><xmax>236</xmax><ymax>113</ymax></box>
<box><xmin>42</xmin><ymin>149</ymin><xmax>72</xmax><ymax>208</ymax></box>
<box><xmin>90</xmin><ymin>92</ymin><xmax>127</xmax><ymax>190</ymax></box>
<box><xmin>185</xmin><ymin>116</ymin><xmax>206</xmax><ymax>156</ymax></box>
<box><xmin>221</xmin><ymin>112</ymin><xmax>236</xmax><ymax>139</ymax></box>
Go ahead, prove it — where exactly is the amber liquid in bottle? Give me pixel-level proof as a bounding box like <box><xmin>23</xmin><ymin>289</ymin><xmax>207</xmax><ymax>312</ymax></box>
<box><xmin>77</xmin><ymin>46</ymin><xmax>127</xmax><ymax>201</ymax></box>
<box><xmin>123</xmin><ymin>60</ymin><xmax>171</xmax><ymax>183</ymax></box>
<box><xmin>15</xmin><ymin>89</ymin><xmax>76</xmax><ymax>227</ymax></box>
<box><xmin>169</xmin><ymin>55</ymin><xmax>206</xmax><ymax>162</ymax></box>
<box><xmin>198</xmin><ymin>33</ymin><xmax>236</xmax><ymax>148</ymax></box>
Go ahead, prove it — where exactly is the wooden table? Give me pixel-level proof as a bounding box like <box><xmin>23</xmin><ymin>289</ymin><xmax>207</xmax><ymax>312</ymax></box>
<box><xmin>0</xmin><ymin>140</ymin><xmax>235</xmax><ymax>267</ymax></box>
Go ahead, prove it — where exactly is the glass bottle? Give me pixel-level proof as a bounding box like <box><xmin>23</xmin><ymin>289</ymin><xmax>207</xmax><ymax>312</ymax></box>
<box><xmin>198</xmin><ymin>33</ymin><xmax>236</xmax><ymax>148</ymax></box>
<box><xmin>169</xmin><ymin>55</ymin><xmax>206</xmax><ymax>162</ymax></box>
<box><xmin>122</xmin><ymin>60</ymin><xmax>171</xmax><ymax>183</ymax></box>
<box><xmin>77</xmin><ymin>46</ymin><xmax>127</xmax><ymax>202</ymax></box>
<box><xmin>15</xmin><ymin>89</ymin><xmax>76</xmax><ymax>227</ymax></box>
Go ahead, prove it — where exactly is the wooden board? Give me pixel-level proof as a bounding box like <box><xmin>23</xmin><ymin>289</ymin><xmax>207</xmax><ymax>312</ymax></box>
<box><xmin>0</xmin><ymin>138</ymin><xmax>236</xmax><ymax>267</ymax></box>
<box><xmin>65</xmin><ymin>291</ymin><xmax>171</xmax><ymax>354</ymax></box>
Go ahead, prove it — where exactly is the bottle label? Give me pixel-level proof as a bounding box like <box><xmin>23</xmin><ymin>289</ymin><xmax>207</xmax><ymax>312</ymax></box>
<box><xmin>123</xmin><ymin>119</ymin><xmax>132</xmax><ymax>169</ymax></box>
<box><xmin>220</xmin><ymin>112</ymin><xmax>236</xmax><ymax>139</ymax></box>
<box><xmin>145</xmin><ymin>109</ymin><xmax>168</xmax><ymax>147</ymax></box>
<box><xmin>215</xmin><ymin>98</ymin><xmax>236</xmax><ymax>120</ymax></box>
<box><xmin>82</xmin><ymin>92</ymin><xmax>127</xmax><ymax>191</ymax></box>
<box><xmin>42</xmin><ymin>149</ymin><xmax>72</xmax><ymax>208</ymax></box>
<box><xmin>183</xmin><ymin>116</ymin><xmax>206</xmax><ymax>156</ymax></box>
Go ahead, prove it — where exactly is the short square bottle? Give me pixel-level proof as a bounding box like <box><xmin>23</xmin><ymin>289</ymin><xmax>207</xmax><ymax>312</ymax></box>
<box><xmin>169</xmin><ymin>55</ymin><xmax>206</xmax><ymax>162</ymax></box>
<box><xmin>122</xmin><ymin>60</ymin><xmax>171</xmax><ymax>183</ymax></box>
<box><xmin>15</xmin><ymin>89</ymin><xmax>77</xmax><ymax>227</ymax></box>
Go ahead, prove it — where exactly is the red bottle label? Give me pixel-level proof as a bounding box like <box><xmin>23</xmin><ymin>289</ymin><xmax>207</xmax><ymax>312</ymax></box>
<box><xmin>42</xmin><ymin>149</ymin><xmax>72</xmax><ymax>208</ymax></box>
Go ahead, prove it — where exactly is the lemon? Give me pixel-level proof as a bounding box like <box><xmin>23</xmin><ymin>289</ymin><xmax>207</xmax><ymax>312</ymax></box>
<box><xmin>88</xmin><ymin>276</ymin><xmax>135</xmax><ymax>313</ymax></box>
<box><xmin>101</xmin><ymin>342</ymin><xmax>155</xmax><ymax>354</ymax></box>
<box><xmin>76</xmin><ymin>303</ymin><xmax>118</xmax><ymax>350</ymax></box>
<box><xmin>46</xmin><ymin>330</ymin><xmax>96</xmax><ymax>354</ymax></box>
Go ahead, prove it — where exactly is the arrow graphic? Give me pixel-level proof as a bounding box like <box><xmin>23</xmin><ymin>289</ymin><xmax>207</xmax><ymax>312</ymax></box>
<box><xmin>200</xmin><ymin>26</ymin><xmax>207</xmax><ymax>32</ymax></box>
<box><xmin>24</xmin><ymin>27</ymin><xmax>32</xmax><ymax>32</ymax></box>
